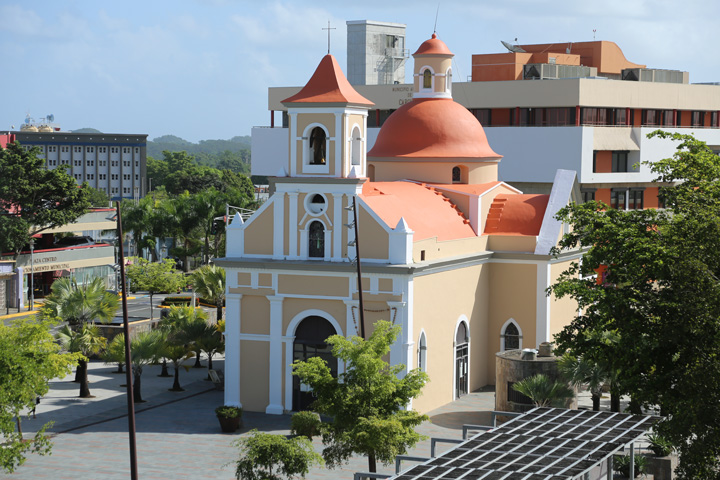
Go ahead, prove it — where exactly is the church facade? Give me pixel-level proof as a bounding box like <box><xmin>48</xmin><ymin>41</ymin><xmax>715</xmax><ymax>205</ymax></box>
<box><xmin>217</xmin><ymin>34</ymin><xmax>581</xmax><ymax>415</ymax></box>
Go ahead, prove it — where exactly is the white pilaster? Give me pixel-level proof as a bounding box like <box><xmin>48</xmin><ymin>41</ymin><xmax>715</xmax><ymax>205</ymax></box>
<box><xmin>343</xmin><ymin>299</ymin><xmax>360</xmax><ymax>337</ymax></box>
<box><xmin>266</xmin><ymin>295</ymin><xmax>285</xmax><ymax>414</ymax></box>
<box><xmin>535</xmin><ymin>263</ymin><xmax>552</xmax><ymax>346</ymax></box>
<box><xmin>224</xmin><ymin>293</ymin><xmax>242</xmax><ymax>408</ymax></box>
<box><xmin>273</xmin><ymin>193</ymin><xmax>285</xmax><ymax>260</ymax></box>
<box><xmin>388</xmin><ymin>301</ymin><xmax>410</xmax><ymax>378</ymax></box>
<box><xmin>288</xmin><ymin>192</ymin><xmax>299</xmax><ymax>259</ymax></box>
<box><xmin>288</xmin><ymin>113</ymin><xmax>297</xmax><ymax>176</ymax></box>
<box><xmin>331</xmin><ymin>193</ymin><xmax>343</xmax><ymax>261</ymax></box>
<box><xmin>283</xmin><ymin>336</ymin><xmax>294</xmax><ymax>411</ymax></box>
<box><xmin>335</xmin><ymin>112</ymin><xmax>343</xmax><ymax>177</ymax></box>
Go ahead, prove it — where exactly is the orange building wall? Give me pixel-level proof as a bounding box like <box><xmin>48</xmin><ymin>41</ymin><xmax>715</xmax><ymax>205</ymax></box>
<box><xmin>594</xmin><ymin>151</ymin><xmax>612</xmax><ymax>173</ymax></box>
<box><xmin>596</xmin><ymin>188</ymin><xmax>611</xmax><ymax>206</ymax></box>
<box><xmin>492</xmin><ymin>108</ymin><xmax>511</xmax><ymax>126</ymax></box>
<box><xmin>517</xmin><ymin>41</ymin><xmax>645</xmax><ymax>76</ymax></box>
<box><xmin>644</xmin><ymin>187</ymin><xmax>660</xmax><ymax>209</ymax></box>
<box><xmin>632</xmin><ymin>109</ymin><xmax>642</xmax><ymax>126</ymax></box>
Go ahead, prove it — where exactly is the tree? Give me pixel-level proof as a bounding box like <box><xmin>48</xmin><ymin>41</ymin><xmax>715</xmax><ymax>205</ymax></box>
<box><xmin>511</xmin><ymin>374</ymin><xmax>574</xmax><ymax>408</ymax></box>
<box><xmin>55</xmin><ymin>324</ymin><xmax>106</xmax><ymax>398</ymax></box>
<box><xmin>102</xmin><ymin>333</ymin><xmax>126</xmax><ymax>373</ymax></box>
<box><xmin>0</xmin><ymin>141</ymin><xmax>91</xmax><ymax>253</ymax></box>
<box><xmin>191</xmin><ymin>264</ymin><xmax>226</xmax><ymax>322</ymax></box>
<box><xmin>234</xmin><ymin>430</ymin><xmax>323</xmax><ymax>480</ymax></box>
<box><xmin>125</xmin><ymin>257</ymin><xmax>186</xmax><ymax>320</ymax></box>
<box><xmin>0</xmin><ymin>318</ymin><xmax>82</xmax><ymax>473</ymax></box>
<box><xmin>558</xmin><ymin>353</ymin><xmax>606</xmax><ymax>411</ymax></box>
<box><xmin>84</xmin><ymin>185</ymin><xmax>110</xmax><ymax>207</ymax></box>
<box><xmin>292</xmin><ymin>320</ymin><xmax>429</xmax><ymax>473</ymax></box>
<box><xmin>196</xmin><ymin>322</ymin><xmax>225</xmax><ymax>375</ymax></box>
<box><xmin>550</xmin><ymin>131</ymin><xmax>720</xmax><ymax>478</ymax></box>
<box><xmin>38</xmin><ymin>277</ymin><xmax>118</xmax><ymax>329</ymax></box>
<box><xmin>129</xmin><ymin>330</ymin><xmax>164</xmax><ymax>403</ymax></box>
<box><xmin>159</xmin><ymin>306</ymin><xmax>201</xmax><ymax>391</ymax></box>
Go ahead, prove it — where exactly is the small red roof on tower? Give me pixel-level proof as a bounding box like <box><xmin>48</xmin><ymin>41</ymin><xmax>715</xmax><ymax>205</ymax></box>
<box><xmin>282</xmin><ymin>55</ymin><xmax>374</xmax><ymax>106</ymax></box>
<box><xmin>413</xmin><ymin>33</ymin><xmax>454</xmax><ymax>57</ymax></box>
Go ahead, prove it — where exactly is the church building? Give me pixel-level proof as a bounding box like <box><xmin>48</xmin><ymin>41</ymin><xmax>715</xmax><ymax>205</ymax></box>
<box><xmin>217</xmin><ymin>34</ymin><xmax>581</xmax><ymax>414</ymax></box>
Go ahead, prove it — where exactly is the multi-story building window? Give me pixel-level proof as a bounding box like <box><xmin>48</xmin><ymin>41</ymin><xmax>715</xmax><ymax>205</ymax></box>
<box><xmin>61</xmin><ymin>146</ymin><xmax>69</xmax><ymax>153</ymax></box>
<box><xmin>111</xmin><ymin>161</ymin><xmax>118</xmax><ymax>167</ymax></box>
<box><xmin>100</xmin><ymin>160</ymin><xmax>107</xmax><ymax>166</ymax></box>
<box><xmin>87</xmin><ymin>160</ymin><xmax>94</xmax><ymax>166</ymax></box>
<box><xmin>99</xmin><ymin>174</ymin><xmax>106</xmax><ymax>180</ymax></box>
<box><xmin>135</xmin><ymin>174</ymin><xmax>139</xmax><ymax>180</ymax></box>
<box><xmin>48</xmin><ymin>146</ymin><xmax>57</xmax><ymax>152</ymax></box>
<box><xmin>123</xmin><ymin>187</ymin><xmax>130</xmax><ymax>194</ymax></box>
<box><xmin>135</xmin><ymin>160</ymin><xmax>139</xmax><ymax>166</ymax></box>
<box><xmin>73</xmin><ymin>146</ymin><xmax>82</xmax><ymax>153</ymax></box>
<box><xmin>134</xmin><ymin>147</ymin><xmax>139</xmax><ymax>153</ymax></box>
<box><xmin>628</xmin><ymin>189</ymin><xmax>644</xmax><ymax>210</ymax></box>
<box><xmin>111</xmin><ymin>187</ymin><xmax>119</xmax><ymax>195</ymax></box>
<box><xmin>87</xmin><ymin>147</ymin><xmax>94</xmax><ymax>153</ymax></box>
<box><xmin>74</xmin><ymin>160</ymin><xmax>82</xmax><ymax>166</ymax></box>
<box><xmin>74</xmin><ymin>174</ymin><xmax>81</xmax><ymax>180</ymax></box>
<box><xmin>612</xmin><ymin>151</ymin><xmax>629</xmax><ymax>172</ymax></box>
<box><xmin>581</xmin><ymin>189</ymin><xmax>596</xmax><ymax>203</ymax></box>
<box><xmin>124</xmin><ymin>160</ymin><xmax>130</xmax><ymax>167</ymax></box>
<box><xmin>123</xmin><ymin>147</ymin><xmax>130</xmax><ymax>154</ymax></box>
<box><xmin>611</xmin><ymin>189</ymin><xmax>626</xmax><ymax>210</ymax></box>
<box><xmin>87</xmin><ymin>174</ymin><xmax>94</xmax><ymax>180</ymax></box>
<box><xmin>99</xmin><ymin>147</ymin><xmax>107</xmax><ymax>153</ymax></box>
<box><xmin>111</xmin><ymin>147</ymin><xmax>119</xmax><ymax>154</ymax></box>
<box><xmin>123</xmin><ymin>174</ymin><xmax>130</xmax><ymax>180</ymax></box>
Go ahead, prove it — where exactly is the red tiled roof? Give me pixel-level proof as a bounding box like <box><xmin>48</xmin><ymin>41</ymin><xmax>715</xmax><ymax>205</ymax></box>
<box><xmin>360</xmin><ymin>181</ymin><xmax>476</xmax><ymax>242</ymax></box>
<box><xmin>484</xmin><ymin>194</ymin><xmax>549</xmax><ymax>236</ymax></box>
<box><xmin>282</xmin><ymin>55</ymin><xmax>374</xmax><ymax>106</ymax></box>
<box><xmin>414</xmin><ymin>33</ymin><xmax>454</xmax><ymax>57</ymax></box>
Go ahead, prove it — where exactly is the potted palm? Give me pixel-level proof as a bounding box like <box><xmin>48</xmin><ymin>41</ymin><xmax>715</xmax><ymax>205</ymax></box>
<box><xmin>216</xmin><ymin>405</ymin><xmax>243</xmax><ymax>432</ymax></box>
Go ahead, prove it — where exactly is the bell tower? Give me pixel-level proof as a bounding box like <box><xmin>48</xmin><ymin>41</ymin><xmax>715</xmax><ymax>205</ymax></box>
<box><xmin>282</xmin><ymin>55</ymin><xmax>374</xmax><ymax>178</ymax></box>
<box><xmin>412</xmin><ymin>33</ymin><xmax>454</xmax><ymax>99</ymax></box>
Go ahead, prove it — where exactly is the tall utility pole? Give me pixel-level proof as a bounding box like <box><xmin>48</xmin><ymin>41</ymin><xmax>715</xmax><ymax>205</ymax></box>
<box><xmin>115</xmin><ymin>201</ymin><xmax>139</xmax><ymax>480</ymax></box>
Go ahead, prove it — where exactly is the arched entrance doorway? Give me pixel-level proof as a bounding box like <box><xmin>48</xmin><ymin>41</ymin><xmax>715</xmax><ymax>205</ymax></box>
<box><xmin>292</xmin><ymin>316</ymin><xmax>338</xmax><ymax>411</ymax></box>
<box><xmin>455</xmin><ymin>321</ymin><xmax>469</xmax><ymax>398</ymax></box>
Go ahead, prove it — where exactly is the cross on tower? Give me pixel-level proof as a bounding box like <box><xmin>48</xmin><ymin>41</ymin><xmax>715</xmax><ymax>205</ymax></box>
<box><xmin>322</xmin><ymin>20</ymin><xmax>336</xmax><ymax>55</ymax></box>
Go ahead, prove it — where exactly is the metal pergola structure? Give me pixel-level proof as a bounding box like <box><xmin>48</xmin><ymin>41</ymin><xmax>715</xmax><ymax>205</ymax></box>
<box><xmin>391</xmin><ymin>408</ymin><xmax>658</xmax><ymax>480</ymax></box>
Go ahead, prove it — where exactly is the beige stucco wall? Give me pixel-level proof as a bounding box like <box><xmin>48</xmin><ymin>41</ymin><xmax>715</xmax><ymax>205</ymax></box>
<box><xmin>486</xmin><ymin>235</ymin><xmax>538</xmax><ymax>253</ymax></box>
<box><xmin>278</xmin><ymin>274</ymin><xmax>349</xmax><ymax>297</ymax></box>
<box><xmin>412</xmin><ymin>263</ymin><xmax>489</xmax><ymax>413</ymax></box>
<box><xmin>412</xmin><ymin>236</ymin><xmax>488</xmax><ymax>263</ymax></box>
<box><xmin>240</xmin><ymin>340</ymin><xmax>269</xmax><ymax>411</ymax></box>
<box><xmin>549</xmin><ymin>260</ymin><xmax>579</xmax><ymax>339</ymax></box>
<box><xmin>487</xmin><ymin>262</ymin><xmax>538</xmax><ymax>383</ymax></box>
<box><xmin>358</xmin><ymin>208</ymin><xmax>389</xmax><ymax>260</ymax></box>
<box><xmin>244</xmin><ymin>202</ymin><xmax>275</xmax><ymax>255</ymax></box>
<box><xmin>241</xmin><ymin>295</ymin><xmax>270</xmax><ymax>335</ymax></box>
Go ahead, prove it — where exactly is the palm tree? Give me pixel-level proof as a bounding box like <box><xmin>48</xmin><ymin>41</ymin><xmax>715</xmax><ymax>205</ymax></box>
<box><xmin>196</xmin><ymin>324</ymin><xmax>225</xmax><ymax>376</ymax></box>
<box><xmin>55</xmin><ymin>324</ymin><xmax>107</xmax><ymax>398</ymax></box>
<box><xmin>159</xmin><ymin>306</ymin><xmax>201</xmax><ymax>391</ymax></box>
<box><xmin>102</xmin><ymin>333</ymin><xmax>126</xmax><ymax>373</ymax></box>
<box><xmin>558</xmin><ymin>353</ymin><xmax>607</xmax><ymax>411</ymax></box>
<box><xmin>39</xmin><ymin>277</ymin><xmax>118</xmax><ymax>328</ymax></box>
<box><xmin>130</xmin><ymin>330</ymin><xmax>164</xmax><ymax>402</ymax></box>
<box><xmin>191</xmin><ymin>264</ymin><xmax>226</xmax><ymax>323</ymax></box>
<box><xmin>512</xmin><ymin>374</ymin><xmax>574</xmax><ymax>408</ymax></box>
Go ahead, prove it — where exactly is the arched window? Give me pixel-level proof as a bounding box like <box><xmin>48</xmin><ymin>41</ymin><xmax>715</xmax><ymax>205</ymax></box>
<box><xmin>445</xmin><ymin>67</ymin><xmax>452</xmax><ymax>93</ymax></box>
<box><xmin>293</xmin><ymin>316</ymin><xmax>338</xmax><ymax>411</ymax></box>
<box><xmin>455</xmin><ymin>321</ymin><xmax>469</xmax><ymax>398</ymax></box>
<box><xmin>307</xmin><ymin>194</ymin><xmax>326</xmax><ymax>214</ymax></box>
<box><xmin>309</xmin><ymin>127</ymin><xmax>326</xmax><ymax>165</ymax></box>
<box><xmin>422</xmin><ymin>69</ymin><xmax>432</xmax><ymax>89</ymax></box>
<box><xmin>452</xmin><ymin>166</ymin><xmax>461</xmax><ymax>183</ymax></box>
<box><xmin>351</xmin><ymin>126</ymin><xmax>361</xmax><ymax>166</ymax></box>
<box><xmin>502</xmin><ymin>322</ymin><xmax>521</xmax><ymax>351</ymax></box>
<box><xmin>418</xmin><ymin>332</ymin><xmax>427</xmax><ymax>372</ymax></box>
<box><xmin>309</xmin><ymin>221</ymin><xmax>325</xmax><ymax>258</ymax></box>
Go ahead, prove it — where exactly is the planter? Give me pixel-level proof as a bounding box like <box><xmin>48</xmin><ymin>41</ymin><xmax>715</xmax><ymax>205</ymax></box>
<box><xmin>645</xmin><ymin>454</ymin><xmax>678</xmax><ymax>480</ymax></box>
<box><xmin>217</xmin><ymin>415</ymin><xmax>243</xmax><ymax>433</ymax></box>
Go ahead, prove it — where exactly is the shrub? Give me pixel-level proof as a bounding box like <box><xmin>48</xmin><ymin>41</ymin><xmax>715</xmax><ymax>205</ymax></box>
<box><xmin>614</xmin><ymin>454</ymin><xmax>648</xmax><ymax>478</ymax></box>
<box><xmin>216</xmin><ymin>405</ymin><xmax>242</xmax><ymax>418</ymax></box>
<box><xmin>647</xmin><ymin>432</ymin><xmax>673</xmax><ymax>457</ymax></box>
<box><xmin>234</xmin><ymin>430</ymin><xmax>323</xmax><ymax>480</ymax></box>
<box><xmin>290</xmin><ymin>411</ymin><xmax>321</xmax><ymax>439</ymax></box>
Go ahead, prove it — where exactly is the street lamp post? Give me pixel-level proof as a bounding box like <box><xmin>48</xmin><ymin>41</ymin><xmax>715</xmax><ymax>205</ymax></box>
<box><xmin>29</xmin><ymin>239</ymin><xmax>35</xmax><ymax>311</ymax></box>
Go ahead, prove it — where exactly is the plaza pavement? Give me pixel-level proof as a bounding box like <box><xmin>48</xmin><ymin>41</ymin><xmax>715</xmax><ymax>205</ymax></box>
<box><xmin>6</xmin><ymin>353</ymin><xmax>609</xmax><ymax>480</ymax></box>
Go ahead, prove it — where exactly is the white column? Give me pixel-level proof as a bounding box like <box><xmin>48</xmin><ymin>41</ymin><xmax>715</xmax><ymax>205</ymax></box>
<box><xmin>224</xmin><ymin>293</ymin><xmax>242</xmax><ymax>408</ymax></box>
<box><xmin>283</xmin><ymin>336</ymin><xmax>294</xmax><ymax>411</ymax></box>
<box><xmin>331</xmin><ymin>193</ymin><xmax>343</xmax><ymax>262</ymax></box>
<box><xmin>288</xmin><ymin>113</ymin><xmax>297</xmax><ymax>176</ymax></box>
<box><xmin>266</xmin><ymin>295</ymin><xmax>285</xmax><ymax>414</ymax></box>
<box><xmin>388</xmin><ymin>300</ymin><xmax>410</xmax><ymax>378</ymax></box>
<box><xmin>288</xmin><ymin>192</ymin><xmax>299</xmax><ymax>259</ymax></box>
<box><xmin>273</xmin><ymin>193</ymin><xmax>285</xmax><ymax>260</ymax></box>
<box><xmin>535</xmin><ymin>263</ymin><xmax>551</xmax><ymax>346</ymax></box>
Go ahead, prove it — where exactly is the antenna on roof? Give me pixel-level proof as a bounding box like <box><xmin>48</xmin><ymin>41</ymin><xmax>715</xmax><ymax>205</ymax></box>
<box><xmin>433</xmin><ymin>3</ymin><xmax>440</xmax><ymax>34</ymax></box>
<box><xmin>322</xmin><ymin>20</ymin><xmax>336</xmax><ymax>55</ymax></box>
<box><xmin>501</xmin><ymin>39</ymin><xmax>526</xmax><ymax>53</ymax></box>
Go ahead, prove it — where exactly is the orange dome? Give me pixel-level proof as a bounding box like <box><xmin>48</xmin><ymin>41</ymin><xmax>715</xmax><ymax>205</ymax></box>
<box><xmin>414</xmin><ymin>33</ymin><xmax>454</xmax><ymax>57</ymax></box>
<box><xmin>368</xmin><ymin>98</ymin><xmax>501</xmax><ymax>159</ymax></box>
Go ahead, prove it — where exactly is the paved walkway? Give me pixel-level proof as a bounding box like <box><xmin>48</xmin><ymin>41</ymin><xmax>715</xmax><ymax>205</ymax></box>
<box><xmin>6</xmin><ymin>354</ymin><xmax>608</xmax><ymax>480</ymax></box>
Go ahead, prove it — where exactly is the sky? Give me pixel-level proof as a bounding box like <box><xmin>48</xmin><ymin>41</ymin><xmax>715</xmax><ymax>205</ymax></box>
<box><xmin>1</xmin><ymin>0</ymin><xmax>719</xmax><ymax>143</ymax></box>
